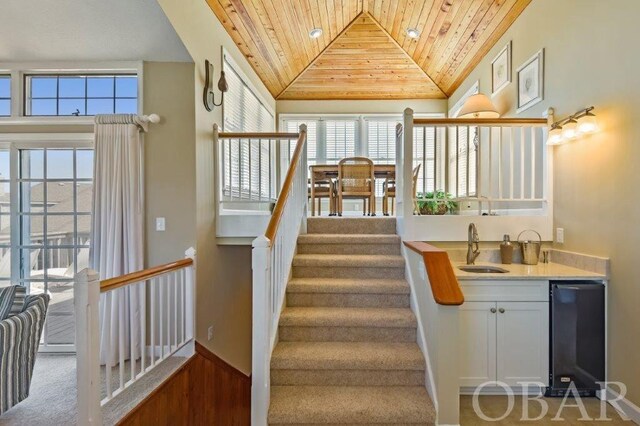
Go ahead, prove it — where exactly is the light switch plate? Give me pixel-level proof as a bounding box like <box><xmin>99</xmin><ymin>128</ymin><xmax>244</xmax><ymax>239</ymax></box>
<box><xmin>207</xmin><ymin>326</ymin><xmax>214</xmax><ymax>341</ymax></box>
<box><xmin>556</xmin><ymin>228</ymin><xmax>564</xmax><ymax>244</ymax></box>
<box><xmin>156</xmin><ymin>217</ymin><xmax>166</xmax><ymax>232</ymax></box>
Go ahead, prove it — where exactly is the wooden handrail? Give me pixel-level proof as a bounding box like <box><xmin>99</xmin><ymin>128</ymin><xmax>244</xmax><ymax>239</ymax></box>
<box><xmin>100</xmin><ymin>258</ymin><xmax>193</xmax><ymax>293</ymax></box>
<box><xmin>217</xmin><ymin>132</ymin><xmax>300</xmax><ymax>140</ymax></box>
<box><xmin>413</xmin><ymin>117</ymin><xmax>548</xmax><ymax>127</ymax></box>
<box><xmin>404</xmin><ymin>241</ymin><xmax>464</xmax><ymax>306</ymax></box>
<box><xmin>264</xmin><ymin>129</ymin><xmax>307</xmax><ymax>242</ymax></box>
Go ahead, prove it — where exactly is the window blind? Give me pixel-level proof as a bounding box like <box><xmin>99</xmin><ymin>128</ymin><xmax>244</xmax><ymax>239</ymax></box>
<box><xmin>413</xmin><ymin>127</ymin><xmax>436</xmax><ymax>194</ymax></box>
<box><xmin>222</xmin><ymin>56</ymin><xmax>275</xmax><ymax>200</ymax></box>
<box><xmin>325</xmin><ymin>120</ymin><xmax>356</xmax><ymax>163</ymax></box>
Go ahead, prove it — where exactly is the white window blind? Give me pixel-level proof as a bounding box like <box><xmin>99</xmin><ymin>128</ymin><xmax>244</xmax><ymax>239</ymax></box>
<box><xmin>325</xmin><ymin>120</ymin><xmax>357</xmax><ymax>163</ymax></box>
<box><xmin>413</xmin><ymin>126</ymin><xmax>437</xmax><ymax>195</ymax></box>
<box><xmin>222</xmin><ymin>55</ymin><xmax>275</xmax><ymax>201</ymax></box>
<box><xmin>448</xmin><ymin>126</ymin><xmax>477</xmax><ymax>197</ymax></box>
<box><xmin>367</xmin><ymin>120</ymin><xmax>397</xmax><ymax>164</ymax></box>
<box><xmin>284</xmin><ymin>120</ymin><xmax>318</xmax><ymax>165</ymax></box>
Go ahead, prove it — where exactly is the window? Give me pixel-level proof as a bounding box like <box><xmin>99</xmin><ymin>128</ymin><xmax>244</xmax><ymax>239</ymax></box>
<box><xmin>0</xmin><ymin>143</ymin><xmax>93</xmax><ymax>352</ymax></box>
<box><xmin>0</xmin><ymin>76</ymin><xmax>10</xmax><ymax>116</ymax></box>
<box><xmin>24</xmin><ymin>74</ymin><xmax>138</xmax><ymax>116</ymax></box>
<box><xmin>325</xmin><ymin>120</ymin><xmax>357</xmax><ymax>163</ymax></box>
<box><xmin>283</xmin><ymin>120</ymin><xmax>318</xmax><ymax>165</ymax></box>
<box><xmin>413</xmin><ymin>126</ymin><xmax>439</xmax><ymax>195</ymax></box>
<box><xmin>221</xmin><ymin>54</ymin><xmax>275</xmax><ymax>201</ymax></box>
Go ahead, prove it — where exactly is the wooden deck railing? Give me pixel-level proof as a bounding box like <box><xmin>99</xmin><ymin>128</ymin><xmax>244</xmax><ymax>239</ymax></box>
<box><xmin>403</xmin><ymin>241</ymin><xmax>464</xmax><ymax>306</ymax></box>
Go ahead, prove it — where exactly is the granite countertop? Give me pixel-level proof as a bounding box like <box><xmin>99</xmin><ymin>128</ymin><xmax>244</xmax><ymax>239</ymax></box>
<box><xmin>453</xmin><ymin>261</ymin><xmax>607</xmax><ymax>281</ymax></box>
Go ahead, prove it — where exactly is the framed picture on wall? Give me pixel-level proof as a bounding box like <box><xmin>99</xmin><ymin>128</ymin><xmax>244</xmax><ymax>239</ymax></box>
<box><xmin>491</xmin><ymin>41</ymin><xmax>511</xmax><ymax>96</ymax></box>
<box><xmin>516</xmin><ymin>49</ymin><xmax>544</xmax><ymax>113</ymax></box>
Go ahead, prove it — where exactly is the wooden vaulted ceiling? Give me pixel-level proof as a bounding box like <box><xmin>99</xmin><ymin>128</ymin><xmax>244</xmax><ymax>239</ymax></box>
<box><xmin>207</xmin><ymin>0</ymin><xmax>532</xmax><ymax>100</ymax></box>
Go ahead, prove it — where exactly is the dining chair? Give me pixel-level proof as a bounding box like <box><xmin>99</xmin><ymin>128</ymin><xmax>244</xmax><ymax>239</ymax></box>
<box><xmin>382</xmin><ymin>163</ymin><xmax>421</xmax><ymax>216</ymax></box>
<box><xmin>308</xmin><ymin>174</ymin><xmax>336</xmax><ymax>216</ymax></box>
<box><xmin>337</xmin><ymin>157</ymin><xmax>375</xmax><ymax>216</ymax></box>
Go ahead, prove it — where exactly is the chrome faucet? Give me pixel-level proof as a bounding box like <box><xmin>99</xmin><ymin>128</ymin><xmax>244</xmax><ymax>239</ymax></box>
<box><xmin>467</xmin><ymin>223</ymin><xmax>480</xmax><ymax>265</ymax></box>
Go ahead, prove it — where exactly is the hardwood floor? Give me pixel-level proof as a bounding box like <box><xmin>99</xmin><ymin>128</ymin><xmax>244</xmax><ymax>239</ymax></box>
<box><xmin>118</xmin><ymin>342</ymin><xmax>250</xmax><ymax>425</ymax></box>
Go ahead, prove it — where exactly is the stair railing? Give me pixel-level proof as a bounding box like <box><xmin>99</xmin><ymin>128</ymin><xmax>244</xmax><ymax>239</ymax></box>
<box><xmin>75</xmin><ymin>248</ymin><xmax>196</xmax><ymax>425</ymax></box>
<box><xmin>251</xmin><ymin>125</ymin><xmax>307</xmax><ymax>426</ymax></box>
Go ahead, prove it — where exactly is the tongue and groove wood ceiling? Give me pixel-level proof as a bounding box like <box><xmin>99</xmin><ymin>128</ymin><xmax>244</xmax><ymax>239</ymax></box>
<box><xmin>206</xmin><ymin>0</ymin><xmax>532</xmax><ymax>100</ymax></box>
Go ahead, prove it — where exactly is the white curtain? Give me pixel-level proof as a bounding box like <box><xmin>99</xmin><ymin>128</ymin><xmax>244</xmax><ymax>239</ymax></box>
<box><xmin>90</xmin><ymin>114</ymin><xmax>147</xmax><ymax>364</ymax></box>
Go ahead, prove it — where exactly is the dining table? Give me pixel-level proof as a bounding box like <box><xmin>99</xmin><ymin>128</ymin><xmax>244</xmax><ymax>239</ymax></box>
<box><xmin>309</xmin><ymin>163</ymin><xmax>396</xmax><ymax>216</ymax></box>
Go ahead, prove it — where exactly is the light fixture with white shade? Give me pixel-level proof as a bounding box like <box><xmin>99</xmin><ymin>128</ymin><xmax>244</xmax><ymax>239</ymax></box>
<box><xmin>562</xmin><ymin>118</ymin><xmax>579</xmax><ymax>140</ymax></box>
<box><xmin>547</xmin><ymin>125</ymin><xmax>564</xmax><ymax>145</ymax></box>
<box><xmin>546</xmin><ymin>106</ymin><xmax>598</xmax><ymax>145</ymax></box>
<box><xmin>457</xmin><ymin>93</ymin><xmax>500</xmax><ymax>119</ymax></box>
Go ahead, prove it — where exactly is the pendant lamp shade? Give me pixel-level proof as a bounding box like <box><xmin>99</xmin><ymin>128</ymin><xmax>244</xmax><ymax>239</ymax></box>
<box><xmin>457</xmin><ymin>94</ymin><xmax>500</xmax><ymax>119</ymax></box>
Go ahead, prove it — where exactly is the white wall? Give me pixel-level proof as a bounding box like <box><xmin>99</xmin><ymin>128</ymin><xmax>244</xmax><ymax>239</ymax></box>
<box><xmin>157</xmin><ymin>0</ymin><xmax>276</xmax><ymax>375</ymax></box>
<box><xmin>449</xmin><ymin>0</ymin><xmax>640</xmax><ymax>407</ymax></box>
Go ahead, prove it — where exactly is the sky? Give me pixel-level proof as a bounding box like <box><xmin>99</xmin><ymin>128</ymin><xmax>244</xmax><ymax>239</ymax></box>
<box><xmin>0</xmin><ymin>75</ymin><xmax>137</xmax><ymax>117</ymax></box>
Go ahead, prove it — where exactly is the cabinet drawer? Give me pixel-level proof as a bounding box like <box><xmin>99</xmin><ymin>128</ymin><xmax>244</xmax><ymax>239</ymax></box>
<box><xmin>461</xmin><ymin>280</ymin><xmax>548</xmax><ymax>302</ymax></box>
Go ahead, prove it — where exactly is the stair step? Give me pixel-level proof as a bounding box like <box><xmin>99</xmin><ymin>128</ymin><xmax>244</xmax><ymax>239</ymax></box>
<box><xmin>278</xmin><ymin>307</ymin><xmax>416</xmax><ymax>343</ymax></box>
<box><xmin>279</xmin><ymin>307</ymin><xmax>416</xmax><ymax>328</ymax></box>
<box><xmin>287</xmin><ymin>278</ymin><xmax>410</xmax><ymax>307</ymax></box>
<box><xmin>293</xmin><ymin>254</ymin><xmax>405</xmax><ymax>279</ymax></box>
<box><xmin>307</xmin><ymin>217</ymin><xmax>397</xmax><ymax>235</ymax></box>
<box><xmin>287</xmin><ymin>278</ymin><xmax>410</xmax><ymax>295</ymax></box>
<box><xmin>269</xmin><ymin>386</ymin><xmax>436</xmax><ymax>424</ymax></box>
<box><xmin>297</xmin><ymin>234</ymin><xmax>401</xmax><ymax>255</ymax></box>
<box><xmin>271</xmin><ymin>342</ymin><xmax>425</xmax><ymax>371</ymax></box>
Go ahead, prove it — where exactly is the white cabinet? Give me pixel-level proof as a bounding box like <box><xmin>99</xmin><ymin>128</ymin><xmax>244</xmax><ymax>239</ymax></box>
<box><xmin>459</xmin><ymin>302</ymin><xmax>496</xmax><ymax>387</ymax></box>
<box><xmin>459</xmin><ymin>280</ymin><xmax>549</xmax><ymax>390</ymax></box>
<box><xmin>497</xmin><ymin>302</ymin><xmax>549</xmax><ymax>386</ymax></box>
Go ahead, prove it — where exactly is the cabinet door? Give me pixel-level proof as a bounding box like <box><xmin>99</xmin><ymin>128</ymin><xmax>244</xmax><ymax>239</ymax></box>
<box><xmin>459</xmin><ymin>301</ymin><xmax>497</xmax><ymax>387</ymax></box>
<box><xmin>496</xmin><ymin>302</ymin><xmax>549</xmax><ymax>387</ymax></box>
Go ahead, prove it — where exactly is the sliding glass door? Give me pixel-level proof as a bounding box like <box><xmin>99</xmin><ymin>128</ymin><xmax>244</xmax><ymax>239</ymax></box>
<box><xmin>0</xmin><ymin>140</ymin><xmax>93</xmax><ymax>352</ymax></box>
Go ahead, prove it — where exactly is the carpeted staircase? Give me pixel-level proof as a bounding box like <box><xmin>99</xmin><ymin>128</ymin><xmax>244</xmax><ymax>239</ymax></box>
<box><xmin>268</xmin><ymin>217</ymin><xmax>436</xmax><ymax>425</ymax></box>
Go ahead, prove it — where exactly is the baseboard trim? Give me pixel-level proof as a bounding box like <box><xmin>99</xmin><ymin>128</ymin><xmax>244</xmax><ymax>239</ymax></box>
<box><xmin>603</xmin><ymin>386</ymin><xmax>640</xmax><ymax>424</ymax></box>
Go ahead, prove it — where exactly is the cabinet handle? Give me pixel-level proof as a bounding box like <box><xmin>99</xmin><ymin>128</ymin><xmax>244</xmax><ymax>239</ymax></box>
<box><xmin>499</xmin><ymin>308</ymin><xmax>505</xmax><ymax>313</ymax></box>
<box><xmin>490</xmin><ymin>308</ymin><xmax>497</xmax><ymax>313</ymax></box>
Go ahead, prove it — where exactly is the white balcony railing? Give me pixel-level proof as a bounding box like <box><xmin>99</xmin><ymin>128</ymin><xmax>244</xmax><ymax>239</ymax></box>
<box><xmin>251</xmin><ymin>125</ymin><xmax>307</xmax><ymax>425</ymax></box>
<box><xmin>75</xmin><ymin>248</ymin><xmax>196</xmax><ymax>425</ymax></box>
<box><xmin>397</xmin><ymin>108</ymin><xmax>553</xmax><ymax>241</ymax></box>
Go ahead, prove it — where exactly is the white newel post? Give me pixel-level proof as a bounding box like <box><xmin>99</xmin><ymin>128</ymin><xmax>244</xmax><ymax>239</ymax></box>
<box><xmin>252</xmin><ymin>235</ymin><xmax>271</xmax><ymax>426</ymax></box>
<box><xmin>184</xmin><ymin>247</ymin><xmax>197</xmax><ymax>341</ymax></box>
<box><xmin>75</xmin><ymin>268</ymin><xmax>102</xmax><ymax>425</ymax></box>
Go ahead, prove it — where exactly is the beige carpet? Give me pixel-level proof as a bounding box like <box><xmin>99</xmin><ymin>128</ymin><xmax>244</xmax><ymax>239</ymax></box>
<box><xmin>0</xmin><ymin>353</ymin><xmax>188</xmax><ymax>426</ymax></box>
<box><xmin>269</xmin><ymin>217</ymin><xmax>436</xmax><ymax>425</ymax></box>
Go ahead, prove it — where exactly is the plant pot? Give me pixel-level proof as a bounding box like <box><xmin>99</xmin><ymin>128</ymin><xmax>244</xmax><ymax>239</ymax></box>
<box><xmin>419</xmin><ymin>203</ymin><xmax>448</xmax><ymax>215</ymax></box>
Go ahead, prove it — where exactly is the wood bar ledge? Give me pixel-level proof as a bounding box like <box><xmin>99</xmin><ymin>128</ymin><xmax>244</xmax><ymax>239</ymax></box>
<box><xmin>404</xmin><ymin>241</ymin><xmax>464</xmax><ymax>306</ymax></box>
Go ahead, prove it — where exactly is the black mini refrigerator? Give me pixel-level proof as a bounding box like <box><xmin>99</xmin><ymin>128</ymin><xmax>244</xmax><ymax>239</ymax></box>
<box><xmin>547</xmin><ymin>281</ymin><xmax>605</xmax><ymax>397</ymax></box>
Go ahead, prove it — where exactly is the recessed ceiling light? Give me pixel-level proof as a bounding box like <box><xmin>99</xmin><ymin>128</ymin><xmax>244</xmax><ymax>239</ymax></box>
<box><xmin>406</xmin><ymin>28</ymin><xmax>420</xmax><ymax>39</ymax></box>
<box><xmin>309</xmin><ymin>28</ymin><xmax>323</xmax><ymax>39</ymax></box>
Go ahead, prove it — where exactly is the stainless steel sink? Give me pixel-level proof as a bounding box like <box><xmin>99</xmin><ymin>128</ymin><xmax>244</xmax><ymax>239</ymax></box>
<box><xmin>458</xmin><ymin>265</ymin><xmax>509</xmax><ymax>274</ymax></box>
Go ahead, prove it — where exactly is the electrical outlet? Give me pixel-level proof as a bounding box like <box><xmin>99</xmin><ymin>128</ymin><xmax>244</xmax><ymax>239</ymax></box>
<box><xmin>207</xmin><ymin>326</ymin><xmax>214</xmax><ymax>341</ymax></box>
<box><xmin>156</xmin><ymin>217</ymin><xmax>166</xmax><ymax>232</ymax></box>
<box><xmin>556</xmin><ymin>228</ymin><xmax>564</xmax><ymax>244</ymax></box>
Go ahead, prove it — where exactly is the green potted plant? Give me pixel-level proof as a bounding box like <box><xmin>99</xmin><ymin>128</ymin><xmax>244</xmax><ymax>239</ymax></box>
<box><xmin>416</xmin><ymin>191</ymin><xmax>458</xmax><ymax>215</ymax></box>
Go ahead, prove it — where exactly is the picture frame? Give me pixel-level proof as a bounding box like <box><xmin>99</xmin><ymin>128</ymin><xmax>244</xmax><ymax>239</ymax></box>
<box><xmin>491</xmin><ymin>41</ymin><xmax>511</xmax><ymax>96</ymax></box>
<box><xmin>516</xmin><ymin>49</ymin><xmax>544</xmax><ymax>113</ymax></box>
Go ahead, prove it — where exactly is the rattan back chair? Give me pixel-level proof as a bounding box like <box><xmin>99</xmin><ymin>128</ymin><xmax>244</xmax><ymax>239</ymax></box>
<box><xmin>337</xmin><ymin>157</ymin><xmax>375</xmax><ymax>216</ymax></box>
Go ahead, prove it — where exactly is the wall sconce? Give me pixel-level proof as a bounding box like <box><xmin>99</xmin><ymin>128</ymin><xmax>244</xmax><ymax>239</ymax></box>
<box><xmin>547</xmin><ymin>106</ymin><xmax>599</xmax><ymax>145</ymax></box>
<box><xmin>203</xmin><ymin>59</ymin><xmax>228</xmax><ymax>111</ymax></box>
